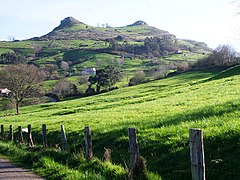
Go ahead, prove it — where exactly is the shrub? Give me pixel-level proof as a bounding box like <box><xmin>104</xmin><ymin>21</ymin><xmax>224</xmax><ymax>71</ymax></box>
<box><xmin>129</xmin><ymin>70</ymin><xmax>146</xmax><ymax>86</ymax></box>
<box><xmin>51</xmin><ymin>79</ymin><xmax>78</xmax><ymax>100</ymax></box>
<box><xmin>128</xmin><ymin>155</ymin><xmax>148</xmax><ymax>180</ymax></box>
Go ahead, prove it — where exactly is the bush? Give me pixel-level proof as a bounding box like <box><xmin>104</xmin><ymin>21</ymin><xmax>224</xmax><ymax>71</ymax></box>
<box><xmin>128</xmin><ymin>156</ymin><xmax>148</xmax><ymax>180</ymax></box>
<box><xmin>0</xmin><ymin>98</ymin><xmax>14</xmax><ymax>113</ymax></box>
<box><xmin>177</xmin><ymin>62</ymin><xmax>191</xmax><ymax>72</ymax></box>
<box><xmin>196</xmin><ymin>44</ymin><xmax>239</xmax><ymax>69</ymax></box>
<box><xmin>129</xmin><ymin>70</ymin><xmax>146</xmax><ymax>86</ymax></box>
<box><xmin>51</xmin><ymin>79</ymin><xmax>78</xmax><ymax>100</ymax></box>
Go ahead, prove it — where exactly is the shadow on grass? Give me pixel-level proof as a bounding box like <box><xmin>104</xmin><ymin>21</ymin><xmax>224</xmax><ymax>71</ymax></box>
<box><xmin>205</xmin><ymin>65</ymin><xmax>240</xmax><ymax>82</ymax></box>
<box><xmin>63</xmin><ymin>49</ymin><xmax>97</xmax><ymax>63</ymax></box>
<box><xmin>204</xmin><ymin>132</ymin><xmax>240</xmax><ymax>180</ymax></box>
<box><xmin>167</xmin><ymin>69</ymin><xmax>220</xmax><ymax>83</ymax></box>
<box><xmin>137</xmin><ymin>130</ymin><xmax>240</xmax><ymax>180</ymax></box>
<box><xmin>153</xmin><ymin>99</ymin><xmax>240</xmax><ymax>128</ymax></box>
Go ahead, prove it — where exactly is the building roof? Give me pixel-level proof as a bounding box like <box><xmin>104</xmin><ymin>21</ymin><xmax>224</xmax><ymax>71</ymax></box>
<box><xmin>0</xmin><ymin>88</ymin><xmax>11</xmax><ymax>94</ymax></box>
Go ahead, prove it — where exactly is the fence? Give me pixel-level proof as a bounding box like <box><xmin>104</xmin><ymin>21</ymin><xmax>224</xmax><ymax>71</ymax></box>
<box><xmin>0</xmin><ymin>124</ymin><xmax>206</xmax><ymax>180</ymax></box>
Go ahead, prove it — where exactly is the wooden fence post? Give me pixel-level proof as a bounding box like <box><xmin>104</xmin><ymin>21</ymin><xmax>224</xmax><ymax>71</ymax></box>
<box><xmin>1</xmin><ymin>125</ymin><xmax>4</xmax><ymax>140</ymax></box>
<box><xmin>128</xmin><ymin>128</ymin><xmax>139</xmax><ymax>168</ymax></box>
<box><xmin>42</xmin><ymin>124</ymin><xmax>47</xmax><ymax>148</ymax></box>
<box><xmin>9</xmin><ymin>125</ymin><xmax>13</xmax><ymax>141</ymax></box>
<box><xmin>84</xmin><ymin>126</ymin><xmax>93</xmax><ymax>161</ymax></box>
<box><xmin>189</xmin><ymin>128</ymin><xmax>206</xmax><ymax>180</ymax></box>
<box><xmin>61</xmin><ymin>125</ymin><xmax>67</xmax><ymax>151</ymax></box>
<box><xmin>27</xmin><ymin>124</ymin><xmax>34</xmax><ymax>146</ymax></box>
<box><xmin>18</xmin><ymin>126</ymin><xmax>23</xmax><ymax>143</ymax></box>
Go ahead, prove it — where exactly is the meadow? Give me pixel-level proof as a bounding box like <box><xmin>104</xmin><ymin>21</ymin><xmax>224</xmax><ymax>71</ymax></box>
<box><xmin>0</xmin><ymin>66</ymin><xmax>240</xmax><ymax>179</ymax></box>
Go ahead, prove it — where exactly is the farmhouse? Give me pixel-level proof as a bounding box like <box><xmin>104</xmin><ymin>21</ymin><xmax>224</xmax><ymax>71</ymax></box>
<box><xmin>0</xmin><ymin>88</ymin><xmax>11</xmax><ymax>97</ymax></box>
<box><xmin>175</xmin><ymin>50</ymin><xmax>183</xmax><ymax>54</ymax></box>
<box><xmin>81</xmin><ymin>68</ymin><xmax>96</xmax><ymax>75</ymax></box>
<box><xmin>122</xmin><ymin>54</ymin><xmax>134</xmax><ymax>59</ymax></box>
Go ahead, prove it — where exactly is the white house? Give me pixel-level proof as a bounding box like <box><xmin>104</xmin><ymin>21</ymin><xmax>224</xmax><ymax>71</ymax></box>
<box><xmin>122</xmin><ymin>54</ymin><xmax>134</xmax><ymax>59</ymax></box>
<box><xmin>81</xmin><ymin>68</ymin><xmax>96</xmax><ymax>75</ymax></box>
<box><xmin>0</xmin><ymin>88</ymin><xmax>11</xmax><ymax>96</ymax></box>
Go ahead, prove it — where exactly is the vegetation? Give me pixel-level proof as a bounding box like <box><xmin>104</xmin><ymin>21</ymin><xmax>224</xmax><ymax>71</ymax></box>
<box><xmin>196</xmin><ymin>45</ymin><xmax>239</xmax><ymax>68</ymax></box>
<box><xmin>0</xmin><ymin>52</ymin><xmax>28</xmax><ymax>64</ymax></box>
<box><xmin>0</xmin><ymin>64</ymin><xmax>45</xmax><ymax>114</ymax></box>
<box><xmin>51</xmin><ymin>79</ymin><xmax>78</xmax><ymax>100</ymax></box>
<box><xmin>0</xmin><ymin>142</ymin><xmax>128</xmax><ymax>179</ymax></box>
<box><xmin>129</xmin><ymin>69</ymin><xmax>146</xmax><ymax>86</ymax></box>
<box><xmin>0</xmin><ymin>16</ymin><xmax>239</xmax><ymax>179</ymax></box>
<box><xmin>88</xmin><ymin>65</ymin><xmax>121</xmax><ymax>94</ymax></box>
<box><xmin>0</xmin><ymin>67</ymin><xmax>240</xmax><ymax>179</ymax></box>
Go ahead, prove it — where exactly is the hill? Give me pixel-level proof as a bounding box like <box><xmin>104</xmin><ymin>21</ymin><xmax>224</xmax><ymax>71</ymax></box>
<box><xmin>28</xmin><ymin>16</ymin><xmax>210</xmax><ymax>53</ymax></box>
<box><xmin>0</xmin><ymin>68</ymin><xmax>239</xmax><ymax>179</ymax></box>
<box><xmin>0</xmin><ymin>16</ymin><xmax>211</xmax><ymax>98</ymax></box>
<box><xmin>34</xmin><ymin>17</ymin><xmax>176</xmax><ymax>42</ymax></box>
<box><xmin>0</xmin><ymin>16</ymin><xmax>239</xmax><ymax>179</ymax></box>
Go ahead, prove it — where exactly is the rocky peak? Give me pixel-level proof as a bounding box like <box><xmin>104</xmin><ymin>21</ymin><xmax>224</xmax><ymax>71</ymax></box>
<box><xmin>128</xmin><ymin>20</ymin><xmax>148</xmax><ymax>26</ymax></box>
<box><xmin>53</xmin><ymin>17</ymin><xmax>83</xmax><ymax>31</ymax></box>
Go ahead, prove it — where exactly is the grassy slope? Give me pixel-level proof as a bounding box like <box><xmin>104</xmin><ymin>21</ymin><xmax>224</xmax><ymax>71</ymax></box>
<box><xmin>0</xmin><ymin>68</ymin><xmax>240</xmax><ymax>179</ymax></box>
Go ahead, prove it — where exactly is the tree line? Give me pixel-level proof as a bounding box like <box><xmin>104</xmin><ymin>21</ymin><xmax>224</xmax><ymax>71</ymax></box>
<box><xmin>107</xmin><ymin>36</ymin><xmax>176</xmax><ymax>57</ymax></box>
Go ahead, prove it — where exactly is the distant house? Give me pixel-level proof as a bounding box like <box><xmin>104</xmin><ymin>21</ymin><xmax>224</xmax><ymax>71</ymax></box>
<box><xmin>122</xmin><ymin>54</ymin><xmax>134</xmax><ymax>59</ymax></box>
<box><xmin>0</xmin><ymin>88</ymin><xmax>11</xmax><ymax>97</ymax></box>
<box><xmin>81</xmin><ymin>68</ymin><xmax>96</xmax><ymax>75</ymax></box>
<box><xmin>175</xmin><ymin>50</ymin><xmax>183</xmax><ymax>54</ymax></box>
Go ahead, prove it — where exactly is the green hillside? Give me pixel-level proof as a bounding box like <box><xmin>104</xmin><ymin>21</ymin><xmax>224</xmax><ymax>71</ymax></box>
<box><xmin>0</xmin><ymin>17</ymin><xmax>211</xmax><ymax>95</ymax></box>
<box><xmin>0</xmin><ymin>68</ymin><xmax>239</xmax><ymax>179</ymax></box>
<box><xmin>207</xmin><ymin>65</ymin><xmax>240</xmax><ymax>81</ymax></box>
<box><xmin>1</xmin><ymin>17</ymin><xmax>237</xmax><ymax>179</ymax></box>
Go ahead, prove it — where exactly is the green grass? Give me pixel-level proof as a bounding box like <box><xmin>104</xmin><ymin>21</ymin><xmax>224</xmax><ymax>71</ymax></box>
<box><xmin>0</xmin><ymin>48</ymin><xmax>14</xmax><ymax>55</ymax></box>
<box><xmin>1</xmin><ymin>67</ymin><xmax>240</xmax><ymax>179</ymax></box>
<box><xmin>41</xmin><ymin>79</ymin><xmax>58</xmax><ymax>92</ymax></box>
<box><xmin>115</xmin><ymin>25</ymin><xmax>152</xmax><ymax>35</ymax></box>
<box><xmin>0</xmin><ymin>41</ymin><xmax>33</xmax><ymax>49</ymax></box>
<box><xmin>63</xmin><ymin>24</ymin><xmax>93</xmax><ymax>32</ymax></box>
<box><xmin>161</xmin><ymin>52</ymin><xmax>207</xmax><ymax>62</ymax></box>
<box><xmin>207</xmin><ymin>65</ymin><xmax>240</xmax><ymax>81</ymax></box>
<box><xmin>0</xmin><ymin>142</ymin><xmax>128</xmax><ymax>179</ymax></box>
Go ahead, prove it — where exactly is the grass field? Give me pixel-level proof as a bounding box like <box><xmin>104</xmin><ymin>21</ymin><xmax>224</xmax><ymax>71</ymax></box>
<box><xmin>161</xmin><ymin>52</ymin><xmax>207</xmax><ymax>62</ymax></box>
<box><xmin>0</xmin><ymin>66</ymin><xmax>240</xmax><ymax>179</ymax></box>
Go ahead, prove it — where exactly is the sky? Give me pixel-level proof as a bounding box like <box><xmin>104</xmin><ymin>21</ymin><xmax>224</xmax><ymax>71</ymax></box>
<box><xmin>0</xmin><ymin>0</ymin><xmax>239</xmax><ymax>50</ymax></box>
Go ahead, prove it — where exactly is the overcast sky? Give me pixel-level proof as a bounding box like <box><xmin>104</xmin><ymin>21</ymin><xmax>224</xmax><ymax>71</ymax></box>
<box><xmin>0</xmin><ymin>0</ymin><xmax>239</xmax><ymax>50</ymax></box>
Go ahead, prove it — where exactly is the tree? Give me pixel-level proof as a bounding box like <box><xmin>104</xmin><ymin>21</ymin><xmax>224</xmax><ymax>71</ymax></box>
<box><xmin>0</xmin><ymin>64</ymin><xmax>45</xmax><ymax>114</ymax></box>
<box><xmin>0</xmin><ymin>98</ymin><xmax>14</xmax><ymax>115</ymax></box>
<box><xmin>0</xmin><ymin>52</ymin><xmax>28</xmax><ymax>64</ymax></box>
<box><xmin>51</xmin><ymin>79</ymin><xmax>78</xmax><ymax>100</ymax></box>
<box><xmin>196</xmin><ymin>44</ymin><xmax>238</xmax><ymax>68</ymax></box>
<box><xmin>129</xmin><ymin>69</ymin><xmax>146</xmax><ymax>86</ymax></box>
<box><xmin>88</xmin><ymin>65</ymin><xmax>121</xmax><ymax>93</ymax></box>
<box><xmin>213</xmin><ymin>45</ymin><xmax>238</xmax><ymax>66</ymax></box>
<box><xmin>41</xmin><ymin>64</ymin><xmax>59</xmax><ymax>80</ymax></box>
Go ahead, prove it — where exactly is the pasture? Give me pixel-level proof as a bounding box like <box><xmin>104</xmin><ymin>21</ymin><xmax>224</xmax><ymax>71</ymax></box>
<box><xmin>0</xmin><ymin>67</ymin><xmax>240</xmax><ymax>179</ymax></box>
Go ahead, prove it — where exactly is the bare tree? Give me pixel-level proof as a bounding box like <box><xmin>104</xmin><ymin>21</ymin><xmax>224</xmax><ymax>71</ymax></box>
<box><xmin>213</xmin><ymin>45</ymin><xmax>238</xmax><ymax>66</ymax></box>
<box><xmin>0</xmin><ymin>64</ymin><xmax>45</xmax><ymax>114</ymax></box>
<box><xmin>196</xmin><ymin>44</ymin><xmax>239</xmax><ymax>68</ymax></box>
<box><xmin>51</xmin><ymin>79</ymin><xmax>78</xmax><ymax>100</ymax></box>
<box><xmin>129</xmin><ymin>69</ymin><xmax>146</xmax><ymax>86</ymax></box>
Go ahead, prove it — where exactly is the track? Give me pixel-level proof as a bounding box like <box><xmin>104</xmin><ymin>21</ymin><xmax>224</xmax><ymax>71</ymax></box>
<box><xmin>0</xmin><ymin>158</ymin><xmax>45</xmax><ymax>180</ymax></box>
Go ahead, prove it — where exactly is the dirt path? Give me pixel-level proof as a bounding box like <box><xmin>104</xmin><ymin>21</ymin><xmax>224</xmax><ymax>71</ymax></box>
<box><xmin>0</xmin><ymin>158</ymin><xmax>45</xmax><ymax>180</ymax></box>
